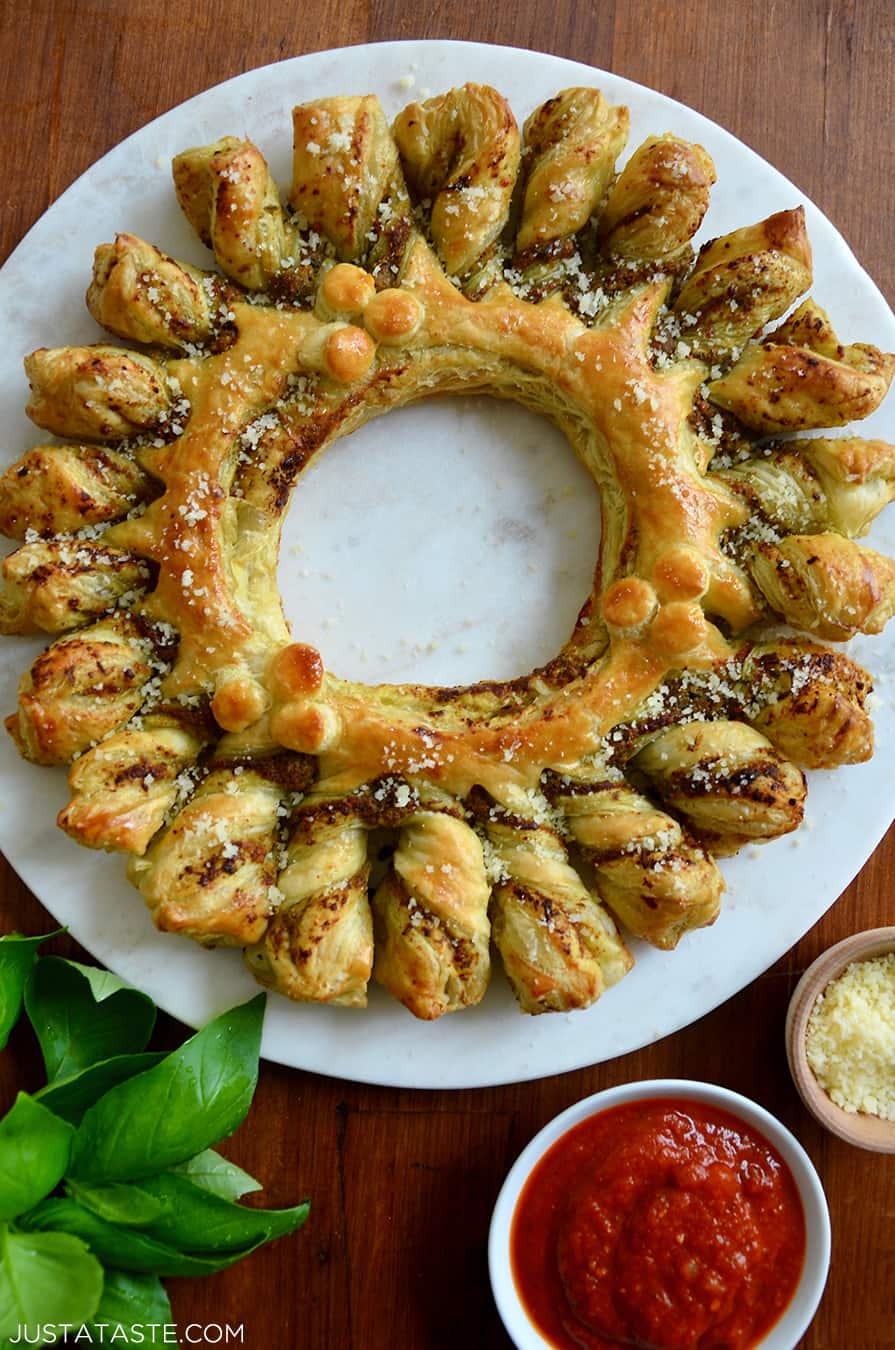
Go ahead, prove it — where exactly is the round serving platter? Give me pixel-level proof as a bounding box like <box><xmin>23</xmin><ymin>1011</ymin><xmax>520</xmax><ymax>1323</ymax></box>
<box><xmin>0</xmin><ymin>39</ymin><xmax>893</xmax><ymax>1088</ymax></box>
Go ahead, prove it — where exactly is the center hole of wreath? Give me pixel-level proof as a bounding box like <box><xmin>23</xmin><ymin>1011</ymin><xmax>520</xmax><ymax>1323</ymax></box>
<box><xmin>277</xmin><ymin>396</ymin><xmax>602</xmax><ymax>685</ymax></box>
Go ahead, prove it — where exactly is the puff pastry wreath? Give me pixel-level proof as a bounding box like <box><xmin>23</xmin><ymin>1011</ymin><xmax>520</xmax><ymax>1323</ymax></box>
<box><xmin>3</xmin><ymin>85</ymin><xmax>894</xmax><ymax>1020</ymax></box>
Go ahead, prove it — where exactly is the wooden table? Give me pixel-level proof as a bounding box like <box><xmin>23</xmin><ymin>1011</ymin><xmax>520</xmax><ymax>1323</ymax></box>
<box><xmin>1</xmin><ymin>3</ymin><xmax>893</xmax><ymax>1346</ymax></box>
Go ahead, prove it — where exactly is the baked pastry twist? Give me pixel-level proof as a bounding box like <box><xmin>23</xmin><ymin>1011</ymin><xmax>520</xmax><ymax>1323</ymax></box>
<box><xmin>2</xmin><ymin>82</ymin><xmax>894</xmax><ymax>1021</ymax></box>
<box><xmin>373</xmin><ymin>787</ymin><xmax>492</xmax><ymax>1019</ymax></box>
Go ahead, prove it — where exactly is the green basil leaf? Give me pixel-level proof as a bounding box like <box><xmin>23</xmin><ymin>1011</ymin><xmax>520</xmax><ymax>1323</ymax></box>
<box><xmin>64</xmin><ymin>961</ymin><xmax>136</xmax><ymax>1003</ymax></box>
<box><xmin>170</xmin><ymin>1147</ymin><xmax>261</xmax><ymax>1200</ymax></box>
<box><xmin>21</xmin><ymin>1198</ymin><xmax>264</xmax><ymax>1277</ymax></box>
<box><xmin>68</xmin><ymin>994</ymin><xmax>265</xmax><ymax>1183</ymax></box>
<box><xmin>66</xmin><ymin>1171</ymin><xmax>308</xmax><ymax>1252</ymax></box>
<box><xmin>66</xmin><ymin>1180</ymin><xmax>166</xmax><ymax>1227</ymax></box>
<box><xmin>0</xmin><ymin>1225</ymin><xmax>103</xmax><ymax>1339</ymax></box>
<box><xmin>0</xmin><ymin>1094</ymin><xmax>74</xmax><ymax>1221</ymax></box>
<box><xmin>34</xmin><ymin>1052</ymin><xmax>168</xmax><ymax>1126</ymax></box>
<box><xmin>91</xmin><ymin>1268</ymin><xmax>173</xmax><ymax>1329</ymax></box>
<box><xmin>145</xmin><ymin>1172</ymin><xmax>309</xmax><ymax>1251</ymax></box>
<box><xmin>0</xmin><ymin>932</ymin><xmax>60</xmax><ymax>1050</ymax></box>
<box><xmin>25</xmin><ymin>957</ymin><xmax>155</xmax><ymax>1082</ymax></box>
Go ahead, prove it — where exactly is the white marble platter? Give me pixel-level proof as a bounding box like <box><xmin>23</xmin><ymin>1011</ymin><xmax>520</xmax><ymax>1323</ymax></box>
<box><xmin>0</xmin><ymin>40</ymin><xmax>893</xmax><ymax>1088</ymax></box>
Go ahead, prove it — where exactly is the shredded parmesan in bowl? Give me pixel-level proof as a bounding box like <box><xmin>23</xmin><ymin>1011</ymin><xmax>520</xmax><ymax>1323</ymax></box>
<box><xmin>805</xmin><ymin>953</ymin><xmax>895</xmax><ymax>1120</ymax></box>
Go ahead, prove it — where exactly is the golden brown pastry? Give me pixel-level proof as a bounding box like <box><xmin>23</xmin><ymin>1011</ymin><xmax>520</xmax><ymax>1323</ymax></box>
<box><xmin>87</xmin><ymin>233</ymin><xmax>226</xmax><ymax>350</ymax></box>
<box><xmin>632</xmin><ymin>721</ymin><xmax>807</xmax><ymax>855</ymax></box>
<box><xmin>708</xmin><ymin>299</ymin><xmax>895</xmax><ymax>431</ymax></box>
<box><xmin>673</xmin><ymin>207</ymin><xmax>812</xmax><ymax>356</ymax></box>
<box><xmin>394</xmin><ymin>84</ymin><xmax>518</xmax><ymax>279</ymax></box>
<box><xmin>748</xmin><ymin>534</ymin><xmax>895</xmax><ymax>640</ymax></box>
<box><xmin>0</xmin><ymin>442</ymin><xmax>153</xmax><ymax>539</ymax></box>
<box><xmin>373</xmin><ymin>792</ymin><xmax>491</xmax><ymax>1019</ymax></box>
<box><xmin>174</xmin><ymin>138</ymin><xmax>299</xmax><ymax>292</ymax></box>
<box><xmin>129</xmin><ymin>762</ymin><xmax>284</xmax><ymax>947</ymax></box>
<box><xmin>25</xmin><ymin>346</ymin><xmax>171</xmax><ymax>440</ymax></box>
<box><xmin>714</xmin><ymin>437</ymin><xmax>895</xmax><ymax>540</ymax></box>
<box><xmin>58</xmin><ymin>709</ymin><xmax>212</xmax><ymax>854</ymax></box>
<box><xmin>741</xmin><ymin>640</ymin><xmax>874</xmax><ymax>769</ymax></box>
<box><xmin>2</xmin><ymin>82</ymin><xmax>894</xmax><ymax>1023</ymax></box>
<box><xmin>295</xmin><ymin>97</ymin><xmax>410</xmax><ymax>268</ymax></box>
<box><xmin>0</xmin><ymin>538</ymin><xmax>150</xmax><ymax>635</ymax></box>
<box><xmin>598</xmin><ymin>133</ymin><xmax>715</xmax><ymax>264</ymax></box>
<box><xmin>245</xmin><ymin>788</ymin><xmax>373</xmax><ymax>1006</ymax></box>
<box><xmin>517</xmin><ymin>88</ymin><xmax>628</xmax><ymax>259</ymax></box>
<box><xmin>541</xmin><ymin>766</ymin><xmax>723</xmax><ymax>950</ymax></box>
<box><xmin>471</xmin><ymin>785</ymin><xmax>632</xmax><ymax>1014</ymax></box>
<box><xmin>6</xmin><ymin>613</ymin><xmax>173</xmax><ymax>765</ymax></box>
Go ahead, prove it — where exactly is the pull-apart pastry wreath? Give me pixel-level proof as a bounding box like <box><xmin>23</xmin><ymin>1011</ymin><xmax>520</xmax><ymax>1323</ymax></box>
<box><xmin>2</xmin><ymin>85</ymin><xmax>894</xmax><ymax>1021</ymax></box>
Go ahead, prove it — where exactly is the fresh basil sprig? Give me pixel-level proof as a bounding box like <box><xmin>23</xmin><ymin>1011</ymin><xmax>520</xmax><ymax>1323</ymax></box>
<box><xmin>68</xmin><ymin>995</ymin><xmax>264</xmax><ymax>1182</ymax></box>
<box><xmin>0</xmin><ymin>931</ymin><xmax>61</xmax><ymax>1050</ymax></box>
<box><xmin>0</xmin><ymin>1094</ymin><xmax>74</xmax><ymax>1221</ymax></box>
<box><xmin>170</xmin><ymin>1146</ymin><xmax>261</xmax><ymax>1200</ymax></box>
<box><xmin>67</xmin><ymin>1170</ymin><xmax>311</xmax><ymax>1252</ymax></box>
<box><xmin>0</xmin><ymin>937</ymin><xmax>310</xmax><ymax>1343</ymax></box>
<box><xmin>21</xmin><ymin>1197</ymin><xmax>274</xmax><ymax>1278</ymax></box>
<box><xmin>90</xmin><ymin>1268</ymin><xmax>173</xmax><ymax>1332</ymax></box>
<box><xmin>35</xmin><ymin>1051</ymin><xmax>169</xmax><ymax>1126</ymax></box>
<box><xmin>25</xmin><ymin>955</ymin><xmax>156</xmax><ymax>1081</ymax></box>
<box><xmin>0</xmin><ymin>1226</ymin><xmax>103</xmax><ymax>1332</ymax></box>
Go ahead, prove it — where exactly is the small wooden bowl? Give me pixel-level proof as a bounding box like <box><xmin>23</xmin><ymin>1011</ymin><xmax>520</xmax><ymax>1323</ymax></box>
<box><xmin>786</xmin><ymin>928</ymin><xmax>895</xmax><ymax>1153</ymax></box>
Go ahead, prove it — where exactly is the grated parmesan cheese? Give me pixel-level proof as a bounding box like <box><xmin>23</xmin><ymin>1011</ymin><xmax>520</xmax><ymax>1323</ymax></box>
<box><xmin>805</xmin><ymin>952</ymin><xmax>895</xmax><ymax>1119</ymax></box>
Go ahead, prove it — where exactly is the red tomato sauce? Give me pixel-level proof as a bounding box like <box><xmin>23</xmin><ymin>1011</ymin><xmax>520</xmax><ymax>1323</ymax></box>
<box><xmin>510</xmin><ymin>1098</ymin><xmax>806</xmax><ymax>1349</ymax></box>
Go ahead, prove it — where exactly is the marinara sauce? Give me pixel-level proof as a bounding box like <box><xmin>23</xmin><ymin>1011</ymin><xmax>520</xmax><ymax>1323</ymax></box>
<box><xmin>510</xmin><ymin>1098</ymin><xmax>806</xmax><ymax>1350</ymax></box>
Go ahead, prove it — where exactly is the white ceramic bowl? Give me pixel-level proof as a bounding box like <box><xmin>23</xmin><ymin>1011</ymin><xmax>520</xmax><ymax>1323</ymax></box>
<box><xmin>489</xmin><ymin>1079</ymin><xmax>831</xmax><ymax>1350</ymax></box>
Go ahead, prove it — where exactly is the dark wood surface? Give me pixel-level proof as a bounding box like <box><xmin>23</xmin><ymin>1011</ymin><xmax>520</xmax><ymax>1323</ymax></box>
<box><xmin>1</xmin><ymin>2</ymin><xmax>894</xmax><ymax>1346</ymax></box>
